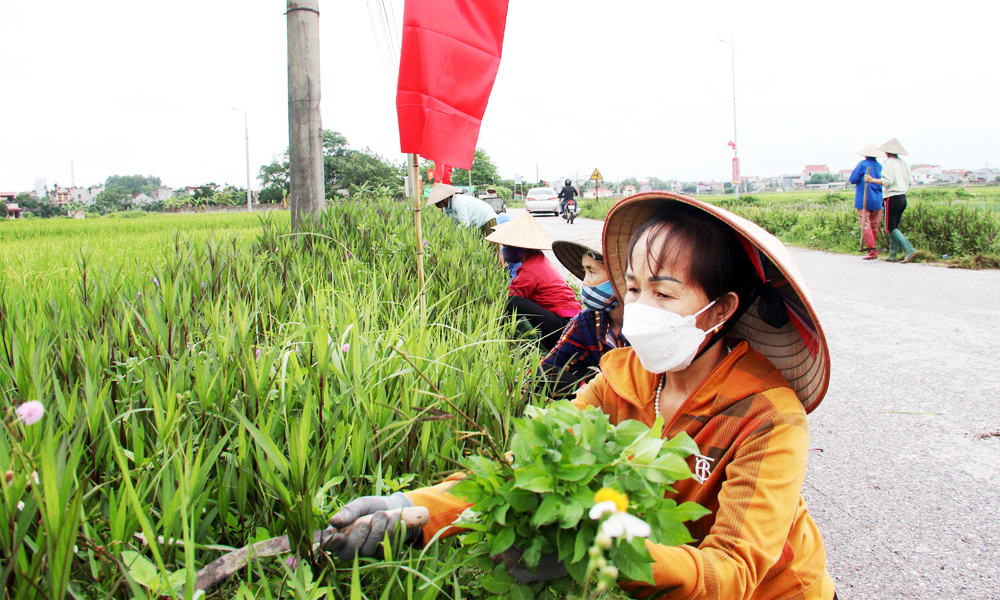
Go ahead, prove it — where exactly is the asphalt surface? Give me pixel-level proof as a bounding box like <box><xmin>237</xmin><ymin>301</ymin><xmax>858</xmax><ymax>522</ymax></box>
<box><xmin>511</xmin><ymin>208</ymin><xmax>1000</xmax><ymax>599</ymax></box>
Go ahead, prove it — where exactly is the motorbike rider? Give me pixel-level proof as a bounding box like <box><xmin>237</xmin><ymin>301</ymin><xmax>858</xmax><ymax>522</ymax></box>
<box><xmin>558</xmin><ymin>179</ymin><xmax>578</xmax><ymax>216</ymax></box>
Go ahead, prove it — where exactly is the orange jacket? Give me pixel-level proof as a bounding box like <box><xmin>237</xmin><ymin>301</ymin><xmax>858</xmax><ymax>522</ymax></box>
<box><xmin>406</xmin><ymin>342</ymin><xmax>835</xmax><ymax>600</ymax></box>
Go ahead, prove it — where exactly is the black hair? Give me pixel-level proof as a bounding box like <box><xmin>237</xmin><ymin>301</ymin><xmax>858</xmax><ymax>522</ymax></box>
<box><xmin>626</xmin><ymin>203</ymin><xmax>777</xmax><ymax>349</ymax></box>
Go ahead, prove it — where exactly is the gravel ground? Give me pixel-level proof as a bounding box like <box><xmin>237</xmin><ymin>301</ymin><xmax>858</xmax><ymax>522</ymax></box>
<box><xmin>792</xmin><ymin>248</ymin><xmax>1000</xmax><ymax>600</ymax></box>
<box><xmin>515</xmin><ymin>209</ymin><xmax>1000</xmax><ymax>599</ymax></box>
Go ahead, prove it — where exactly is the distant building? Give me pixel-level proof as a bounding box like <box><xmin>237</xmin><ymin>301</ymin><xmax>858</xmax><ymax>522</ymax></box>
<box><xmin>131</xmin><ymin>192</ymin><xmax>153</xmax><ymax>205</ymax></box>
<box><xmin>582</xmin><ymin>188</ymin><xmax>615</xmax><ymax>199</ymax></box>
<box><xmin>622</xmin><ymin>184</ymin><xmax>637</xmax><ymax>196</ymax></box>
<box><xmin>68</xmin><ymin>185</ymin><xmax>104</xmax><ymax>206</ymax></box>
<box><xmin>149</xmin><ymin>187</ymin><xmax>174</xmax><ymax>201</ymax></box>
<box><xmin>910</xmin><ymin>164</ymin><xmax>941</xmax><ymax>184</ymax></box>
<box><xmin>939</xmin><ymin>169</ymin><xmax>972</xmax><ymax>184</ymax></box>
<box><xmin>971</xmin><ymin>167</ymin><xmax>1000</xmax><ymax>182</ymax></box>
<box><xmin>51</xmin><ymin>187</ymin><xmax>72</xmax><ymax>207</ymax></box>
<box><xmin>803</xmin><ymin>165</ymin><xmax>830</xmax><ymax>176</ymax></box>
<box><xmin>639</xmin><ymin>181</ymin><xmax>652</xmax><ymax>193</ymax></box>
<box><xmin>4</xmin><ymin>203</ymin><xmax>24</xmax><ymax>218</ymax></box>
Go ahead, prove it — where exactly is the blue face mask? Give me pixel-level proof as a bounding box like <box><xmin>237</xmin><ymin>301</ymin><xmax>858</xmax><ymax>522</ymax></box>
<box><xmin>502</xmin><ymin>246</ymin><xmax>521</xmax><ymax>265</ymax></box>
<box><xmin>581</xmin><ymin>280</ymin><xmax>619</xmax><ymax>312</ymax></box>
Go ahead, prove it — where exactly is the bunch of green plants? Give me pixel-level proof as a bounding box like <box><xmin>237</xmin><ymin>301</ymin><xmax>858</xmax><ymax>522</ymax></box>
<box><xmin>0</xmin><ymin>191</ymin><xmax>549</xmax><ymax>598</ymax></box>
<box><xmin>451</xmin><ymin>401</ymin><xmax>709</xmax><ymax>598</ymax></box>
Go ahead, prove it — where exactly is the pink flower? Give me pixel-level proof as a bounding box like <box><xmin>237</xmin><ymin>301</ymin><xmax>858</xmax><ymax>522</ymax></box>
<box><xmin>341</xmin><ymin>343</ymin><xmax>350</xmax><ymax>353</ymax></box>
<box><xmin>255</xmin><ymin>348</ymin><xmax>262</xmax><ymax>360</ymax></box>
<box><xmin>285</xmin><ymin>556</ymin><xmax>298</xmax><ymax>571</ymax></box>
<box><xmin>152</xmin><ymin>276</ymin><xmax>159</xmax><ymax>288</ymax></box>
<box><xmin>15</xmin><ymin>401</ymin><xmax>44</xmax><ymax>425</ymax></box>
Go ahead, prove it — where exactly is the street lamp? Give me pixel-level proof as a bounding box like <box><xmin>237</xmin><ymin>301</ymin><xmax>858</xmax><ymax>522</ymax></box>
<box><xmin>719</xmin><ymin>38</ymin><xmax>739</xmax><ymax>201</ymax></box>
<box><xmin>231</xmin><ymin>108</ymin><xmax>252</xmax><ymax>212</ymax></box>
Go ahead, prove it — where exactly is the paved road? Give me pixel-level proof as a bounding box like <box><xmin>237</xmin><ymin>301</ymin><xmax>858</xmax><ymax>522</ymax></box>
<box><xmin>513</xmin><ymin>208</ymin><xmax>1000</xmax><ymax>599</ymax></box>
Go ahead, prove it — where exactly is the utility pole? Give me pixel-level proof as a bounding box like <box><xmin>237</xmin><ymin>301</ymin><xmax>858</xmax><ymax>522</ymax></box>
<box><xmin>287</xmin><ymin>0</ymin><xmax>325</xmax><ymax>229</ymax></box>
<box><xmin>720</xmin><ymin>37</ymin><xmax>738</xmax><ymax>203</ymax></box>
<box><xmin>232</xmin><ymin>108</ymin><xmax>252</xmax><ymax>212</ymax></box>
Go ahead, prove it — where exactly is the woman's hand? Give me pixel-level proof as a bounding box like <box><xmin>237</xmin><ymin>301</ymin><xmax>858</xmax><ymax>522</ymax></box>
<box><xmin>322</xmin><ymin>493</ymin><xmax>423</xmax><ymax>561</ymax></box>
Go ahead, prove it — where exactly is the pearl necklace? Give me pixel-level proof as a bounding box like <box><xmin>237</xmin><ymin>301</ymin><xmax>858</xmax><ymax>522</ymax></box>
<box><xmin>653</xmin><ymin>341</ymin><xmax>733</xmax><ymax>421</ymax></box>
<box><xmin>654</xmin><ymin>375</ymin><xmax>665</xmax><ymax>420</ymax></box>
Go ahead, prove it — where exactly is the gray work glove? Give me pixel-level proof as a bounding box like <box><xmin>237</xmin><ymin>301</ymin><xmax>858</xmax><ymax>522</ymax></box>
<box><xmin>322</xmin><ymin>493</ymin><xmax>422</xmax><ymax>561</ymax></box>
<box><xmin>498</xmin><ymin>547</ymin><xmax>569</xmax><ymax>583</ymax></box>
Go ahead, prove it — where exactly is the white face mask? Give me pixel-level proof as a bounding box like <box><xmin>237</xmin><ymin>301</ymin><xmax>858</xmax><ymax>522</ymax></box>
<box><xmin>621</xmin><ymin>300</ymin><xmax>726</xmax><ymax>374</ymax></box>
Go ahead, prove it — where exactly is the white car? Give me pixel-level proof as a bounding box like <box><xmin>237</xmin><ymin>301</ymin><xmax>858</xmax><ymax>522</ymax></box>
<box><xmin>524</xmin><ymin>187</ymin><xmax>560</xmax><ymax>215</ymax></box>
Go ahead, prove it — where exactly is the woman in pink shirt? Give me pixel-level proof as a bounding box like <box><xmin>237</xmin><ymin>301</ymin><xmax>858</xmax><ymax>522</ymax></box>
<box><xmin>486</xmin><ymin>212</ymin><xmax>581</xmax><ymax>350</ymax></box>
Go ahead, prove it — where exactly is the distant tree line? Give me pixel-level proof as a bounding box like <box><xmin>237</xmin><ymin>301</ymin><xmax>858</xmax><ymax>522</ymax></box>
<box><xmin>257</xmin><ymin>130</ymin><xmax>405</xmax><ymax>203</ymax></box>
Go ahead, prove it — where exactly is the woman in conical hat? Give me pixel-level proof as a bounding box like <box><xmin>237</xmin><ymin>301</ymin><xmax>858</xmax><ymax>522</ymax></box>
<box><xmin>849</xmin><ymin>142</ymin><xmax>885</xmax><ymax>260</ymax></box>
<box><xmin>538</xmin><ymin>233</ymin><xmax>628</xmax><ymax>398</ymax></box>
<box><xmin>427</xmin><ymin>182</ymin><xmax>498</xmax><ymax>235</ymax></box>
<box><xmin>484</xmin><ymin>211</ymin><xmax>581</xmax><ymax>351</ymax></box>
<box><xmin>325</xmin><ymin>192</ymin><xmax>837</xmax><ymax>599</ymax></box>
<box><xmin>865</xmin><ymin>138</ymin><xmax>917</xmax><ymax>262</ymax></box>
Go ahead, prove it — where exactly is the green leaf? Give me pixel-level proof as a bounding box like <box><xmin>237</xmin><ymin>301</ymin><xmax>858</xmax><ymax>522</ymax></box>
<box><xmin>645</xmin><ymin>452</ymin><xmax>693</xmax><ymax>483</ymax></box>
<box><xmin>513</xmin><ymin>419</ymin><xmax>547</xmax><ymax>447</ymax></box>
<box><xmin>610</xmin><ymin>542</ymin><xmax>655</xmax><ymax>584</ymax></box>
<box><xmin>555</xmin><ymin>463</ymin><xmax>594</xmax><ymax>482</ymax></box>
<box><xmin>523</xmin><ymin>536</ymin><xmax>544</xmax><ymax>569</ymax></box>
<box><xmin>614</xmin><ymin>419</ymin><xmax>650</xmax><ymax>446</ymax></box>
<box><xmin>662</xmin><ymin>431</ymin><xmax>701</xmax><ymax>456</ymax></box>
<box><xmin>558</xmin><ymin>500</ymin><xmax>584</xmax><ymax>529</ymax></box>
<box><xmin>556</xmin><ymin>528</ymin><xmax>575</xmax><ymax>562</ymax></box>
<box><xmin>501</xmin><ymin>487</ymin><xmax>539</xmax><ymax>512</ymax></box>
<box><xmin>493</xmin><ymin>503</ymin><xmax>511</xmax><ymax>526</ymax></box>
<box><xmin>650</xmin><ymin>518</ymin><xmax>696</xmax><ymax>547</ymax></box>
<box><xmin>514</xmin><ymin>465</ymin><xmax>554</xmax><ymax>493</ymax></box>
<box><xmin>572</xmin><ymin>527</ymin><xmax>594</xmax><ymax>564</ymax></box>
<box><xmin>350</xmin><ymin>553</ymin><xmax>362</xmax><ymax>600</ymax></box>
<box><xmin>481</xmin><ymin>564</ymin><xmax>515</xmax><ymax>594</ymax></box>
<box><xmin>121</xmin><ymin>551</ymin><xmax>159</xmax><ymax>589</ymax></box>
<box><xmin>510</xmin><ymin>584</ymin><xmax>535</xmax><ymax>600</ymax></box>
<box><xmin>672</xmin><ymin>501</ymin><xmax>712</xmax><ymax>522</ymax></box>
<box><xmin>491</xmin><ymin>526</ymin><xmax>516</xmax><ymax>555</ymax></box>
<box><xmin>531</xmin><ymin>495</ymin><xmax>560</xmax><ymax>527</ymax></box>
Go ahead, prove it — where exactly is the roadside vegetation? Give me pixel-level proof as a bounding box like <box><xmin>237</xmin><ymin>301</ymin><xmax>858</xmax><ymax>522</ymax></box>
<box><xmin>0</xmin><ymin>192</ymin><xmax>565</xmax><ymax>598</ymax></box>
<box><xmin>579</xmin><ymin>187</ymin><xmax>1000</xmax><ymax>268</ymax></box>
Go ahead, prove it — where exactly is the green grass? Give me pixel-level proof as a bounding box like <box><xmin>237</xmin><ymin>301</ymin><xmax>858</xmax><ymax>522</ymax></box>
<box><xmin>0</xmin><ymin>194</ymin><xmax>553</xmax><ymax>598</ymax></box>
<box><xmin>578</xmin><ymin>186</ymin><xmax>1000</xmax><ymax>267</ymax></box>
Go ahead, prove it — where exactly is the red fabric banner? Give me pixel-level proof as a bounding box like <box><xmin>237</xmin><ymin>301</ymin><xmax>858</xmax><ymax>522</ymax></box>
<box><xmin>396</xmin><ymin>0</ymin><xmax>510</xmax><ymax>175</ymax></box>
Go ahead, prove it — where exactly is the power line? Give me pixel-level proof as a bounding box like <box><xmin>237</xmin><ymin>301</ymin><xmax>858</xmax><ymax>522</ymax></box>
<box><xmin>365</xmin><ymin>0</ymin><xmax>396</xmax><ymax>84</ymax></box>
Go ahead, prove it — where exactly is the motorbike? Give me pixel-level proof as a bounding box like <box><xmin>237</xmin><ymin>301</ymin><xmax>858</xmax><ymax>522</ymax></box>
<box><xmin>561</xmin><ymin>198</ymin><xmax>578</xmax><ymax>224</ymax></box>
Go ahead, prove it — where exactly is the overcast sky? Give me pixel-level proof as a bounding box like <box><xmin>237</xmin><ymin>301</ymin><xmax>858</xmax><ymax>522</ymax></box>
<box><xmin>2</xmin><ymin>0</ymin><xmax>998</xmax><ymax>192</ymax></box>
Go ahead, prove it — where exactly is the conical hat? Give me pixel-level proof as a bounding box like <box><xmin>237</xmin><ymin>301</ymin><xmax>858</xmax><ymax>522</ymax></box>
<box><xmin>484</xmin><ymin>210</ymin><xmax>552</xmax><ymax>250</ymax></box>
<box><xmin>426</xmin><ymin>183</ymin><xmax>463</xmax><ymax>206</ymax></box>
<box><xmin>552</xmin><ymin>233</ymin><xmax>604</xmax><ymax>281</ymax></box>
<box><xmin>856</xmin><ymin>142</ymin><xmax>884</xmax><ymax>158</ymax></box>
<box><xmin>603</xmin><ymin>192</ymin><xmax>831</xmax><ymax>413</ymax></box>
<box><xmin>877</xmin><ymin>138</ymin><xmax>908</xmax><ymax>156</ymax></box>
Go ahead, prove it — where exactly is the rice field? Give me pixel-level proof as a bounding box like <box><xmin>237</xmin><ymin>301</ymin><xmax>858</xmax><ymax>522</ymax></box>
<box><xmin>578</xmin><ymin>186</ymin><xmax>1000</xmax><ymax>268</ymax></box>
<box><xmin>0</xmin><ymin>195</ymin><xmax>556</xmax><ymax>598</ymax></box>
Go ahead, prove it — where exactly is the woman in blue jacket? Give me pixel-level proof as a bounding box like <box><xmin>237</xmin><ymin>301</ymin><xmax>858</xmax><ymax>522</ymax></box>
<box><xmin>849</xmin><ymin>143</ymin><xmax>884</xmax><ymax>260</ymax></box>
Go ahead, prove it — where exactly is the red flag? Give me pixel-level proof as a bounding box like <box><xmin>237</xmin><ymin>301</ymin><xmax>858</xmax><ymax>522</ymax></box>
<box><xmin>396</xmin><ymin>0</ymin><xmax>510</xmax><ymax>177</ymax></box>
<box><xmin>727</xmin><ymin>140</ymin><xmax>736</xmax><ymax>150</ymax></box>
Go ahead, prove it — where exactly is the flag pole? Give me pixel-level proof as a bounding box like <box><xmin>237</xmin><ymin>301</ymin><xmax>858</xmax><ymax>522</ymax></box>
<box><xmin>408</xmin><ymin>153</ymin><xmax>427</xmax><ymax>317</ymax></box>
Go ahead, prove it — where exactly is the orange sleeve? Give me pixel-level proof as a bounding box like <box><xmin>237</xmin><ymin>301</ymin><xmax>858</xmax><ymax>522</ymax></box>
<box><xmin>403</xmin><ymin>473</ymin><xmax>472</xmax><ymax>546</ymax></box>
<box><xmin>626</xmin><ymin>398</ymin><xmax>813</xmax><ymax>599</ymax></box>
<box><xmin>572</xmin><ymin>372</ymin><xmax>606</xmax><ymax>411</ymax></box>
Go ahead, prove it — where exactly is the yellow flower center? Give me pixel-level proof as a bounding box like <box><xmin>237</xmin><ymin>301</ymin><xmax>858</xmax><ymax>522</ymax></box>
<box><xmin>594</xmin><ymin>487</ymin><xmax>629</xmax><ymax>512</ymax></box>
